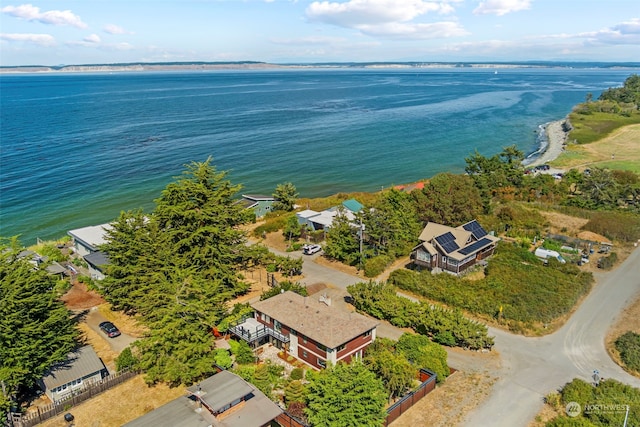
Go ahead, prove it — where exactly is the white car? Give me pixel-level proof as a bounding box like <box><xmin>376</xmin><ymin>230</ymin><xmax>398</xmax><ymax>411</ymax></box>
<box><xmin>303</xmin><ymin>244</ymin><xmax>322</xmax><ymax>255</ymax></box>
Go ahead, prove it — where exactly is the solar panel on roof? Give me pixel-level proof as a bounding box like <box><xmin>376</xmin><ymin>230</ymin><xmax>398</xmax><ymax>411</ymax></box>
<box><xmin>462</xmin><ymin>220</ymin><xmax>488</xmax><ymax>239</ymax></box>
<box><xmin>458</xmin><ymin>237</ymin><xmax>493</xmax><ymax>255</ymax></box>
<box><xmin>435</xmin><ymin>232</ymin><xmax>459</xmax><ymax>253</ymax></box>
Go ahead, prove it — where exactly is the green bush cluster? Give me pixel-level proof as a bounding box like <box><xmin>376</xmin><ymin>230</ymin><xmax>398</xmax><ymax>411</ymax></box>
<box><xmin>546</xmin><ymin>378</ymin><xmax>640</xmax><ymax>426</ymax></box>
<box><xmin>597</xmin><ymin>252</ymin><xmax>617</xmax><ymax>270</ymax></box>
<box><xmin>389</xmin><ymin>243</ymin><xmax>593</xmax><ymax>326</ymax></box>
<box><xmin>260</xmin><ymin>281</ymin><xmax>308</xmax><ymax>300</ymax></box>
<box><xmin>363</xmin><ymin>255</ymin><xmax>392</xmax><ymax>277</ymax></box>
<box><xmin>347</xmin><ymin>281</ymin><xmax>493</xmax><ymax>349</ymax></box>
<box><xmin>290</xmin><ymin>367</ymin><xmax>304</xmax><ymax>380</ymax></box>
<box><xmin>115</xmin><ymin>347</ymin><xmax>139</xmax><ymax>372</ymax></box>
<box><xmin>228</xmin><ymin>339</ymin><xmax>255</xmax><ymax>364</ymax></box>
<box><xmin>615</xmin><ymin>331</ymin><xmax>640</xmax><ymax>373</ymax></box>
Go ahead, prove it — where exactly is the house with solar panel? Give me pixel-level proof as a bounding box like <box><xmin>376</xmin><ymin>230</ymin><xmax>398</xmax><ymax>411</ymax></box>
<box><xmin>411</xmin><ymin>220</ymin><xmax>500</xmax><ymax>274</ymax></box>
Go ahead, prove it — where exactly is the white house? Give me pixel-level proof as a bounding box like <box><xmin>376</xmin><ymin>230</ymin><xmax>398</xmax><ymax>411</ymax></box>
<box><xmin>40</xmin><ymin>345</ymin><xmax>108</xmax><ymax>402</ymax></box>
<box><xmin>67</xmin><ymin>223</ymin><xmax>113</xmax><ymax>257</ymax></box>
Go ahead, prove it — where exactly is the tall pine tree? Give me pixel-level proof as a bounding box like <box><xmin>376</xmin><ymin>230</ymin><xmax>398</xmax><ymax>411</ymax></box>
<box><xmin>0</xmin><ymin>238</ymin><xmax>78</xmax><ymax>414</ymax></box>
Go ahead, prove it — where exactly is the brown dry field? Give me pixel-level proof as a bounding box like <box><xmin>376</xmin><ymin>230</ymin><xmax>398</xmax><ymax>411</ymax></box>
<box><xmin>553</xmin><ymin>124</ymin><xmax>640</xmax><ymax>171</ymax></box>
<box><xmin>37</xmin><ymin>376</ymin><xmax>186</xmax><ymax>427</ymax></box>
<box><xmin>391</xmin><ymin>364</ymin><xmax>499</xmax><ymax>427</ymax></box>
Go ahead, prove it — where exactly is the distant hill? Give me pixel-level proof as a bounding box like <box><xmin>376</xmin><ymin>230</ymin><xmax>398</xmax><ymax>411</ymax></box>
<box><xmin>2</xmin><ymin>61</ymin><xmax>640</xmax><ymax>74</ymax></box>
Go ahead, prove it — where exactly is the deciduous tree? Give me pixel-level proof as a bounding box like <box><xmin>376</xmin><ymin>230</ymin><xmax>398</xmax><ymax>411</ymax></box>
<box><xmin>305</xmin><ymin>361</ymin><xmax>387</xmax><ymax>427</ymax></box>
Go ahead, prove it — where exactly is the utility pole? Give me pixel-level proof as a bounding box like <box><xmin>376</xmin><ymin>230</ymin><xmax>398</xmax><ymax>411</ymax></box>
<box><xmin>359</xmin><ymin>218</ymin><xmax>365</xmax><ymax>271</ymax></box>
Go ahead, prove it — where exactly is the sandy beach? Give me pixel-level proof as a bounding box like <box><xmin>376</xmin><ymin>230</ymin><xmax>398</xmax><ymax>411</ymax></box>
<box><xmin>525</xmin><ymin>119</ymin><xmax>569</xmax><ymax>167</ymax></box>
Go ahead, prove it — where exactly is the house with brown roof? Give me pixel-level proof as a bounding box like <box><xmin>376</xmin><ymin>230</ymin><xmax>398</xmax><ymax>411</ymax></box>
<box><xmin>411</xmin><ymin>220</ymin><xmax>500</xmax><ymax>274</ymax></box>
<box><xmin>230</xmin><ymin>291</ymin><xmax>378</xmax><ymax>370</ymax></box>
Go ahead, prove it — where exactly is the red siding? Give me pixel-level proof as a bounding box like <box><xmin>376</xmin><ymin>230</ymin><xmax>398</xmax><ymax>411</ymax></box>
<box><xmin>336</xmin><ymin>330</ymin><xmax>373</xmax><ymax>362</ymax></box>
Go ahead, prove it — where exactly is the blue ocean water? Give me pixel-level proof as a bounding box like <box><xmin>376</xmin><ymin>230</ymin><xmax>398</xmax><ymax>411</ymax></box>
<box><xmin>0</xmin><ymin>68</ymin><xmax>634</xmax><ymax>243</ymax></box>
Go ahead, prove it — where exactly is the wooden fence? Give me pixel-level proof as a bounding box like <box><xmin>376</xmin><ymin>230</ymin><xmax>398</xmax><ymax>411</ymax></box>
<box><xmin>11</xmin><ymin>369</ymin><xmax>138</xmax><ymax>427</ymax></box>
<box><xmin>275</xmin><ymin>368</ymin><xmax>437</xmax><ymax>427</ymax></box>
<box><xmin>384</xmin><ymin>369</ymin><xmax>437</xmax><ymax>426</ymax></box>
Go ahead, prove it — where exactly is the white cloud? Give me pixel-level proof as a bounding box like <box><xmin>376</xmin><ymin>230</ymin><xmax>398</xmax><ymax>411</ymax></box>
<box><xmin>83</xmin><ymin>34</ymin><xmax>101</xmax><ymax>43</ymax></box>
<box><xmin>581</xmin><ymin>18</ymin><xmax>640</xmax><ymax>45</ymax></box>
<box><xmin>0</xmin><ymin>32</ymin><xmax>55</xmax><ymax>46</ymax></box>
<box><xmin>306</xmin><ymin>0</ymin><xmax>455</xmax><ymax>27</ymax></box>
<box><xmin>271</xmin><ymin>35</ymin><xmax>348</xmax><ymax>45</ymax></box>
<box><xmin>473</xmin><ymin>0</ymin><xmax>531</xmax><ymax>16</ymax></box>
<box><xmin>104</xmin><ymin>24</ymin><xmax>130</xmax><ymax>35</ymax></box>
<box><xmin>305</xmin><ymin>0</ymin><xmax>466</xmax><ymax>40</ymax></box>
<box><xmin>1</xmin><ymin>4</ymin><xmax>87</xmax><ymax>28</ymax></box>
<box><xmin>358</xmin><ymin>21</ymin><xmax>468</xmax><ymax>39</ymax></box>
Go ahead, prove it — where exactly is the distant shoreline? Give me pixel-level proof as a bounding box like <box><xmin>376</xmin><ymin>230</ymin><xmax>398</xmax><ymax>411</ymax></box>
<box><xmin>2</xmin><ymin>61</ymin><xmax>640</xmax><ymax>74</ymax></box>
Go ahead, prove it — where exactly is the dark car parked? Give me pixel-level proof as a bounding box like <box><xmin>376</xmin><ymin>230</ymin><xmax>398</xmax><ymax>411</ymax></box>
<box><xmin>99</xmin><ymin>321</ymin><xmax>121</xmax><ymax>338</ymax></box>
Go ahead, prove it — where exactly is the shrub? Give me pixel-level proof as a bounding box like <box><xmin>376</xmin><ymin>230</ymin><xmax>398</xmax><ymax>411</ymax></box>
<box><xmin>363</xmin><ymin>255</ymin><xmax>391</xmax><ymax>278</ymax></box>
<box><xmin>115</xmin><ymin>347</ymin><xmax>138</xmax><ymax>372</ymax></box>
<box><xmin>347</xmin><ymin>281</ymin><xmax>493</xmax><ymax>349</ymax></box>
<box><xmin>290</xmin><ymin>367</ymin><xmax>304</xmax><ymax>380</ymax></box>
<box><xmin>597</xmin><ymin>252</ymin><xmax>617</xmax><ymax>270</ymax></box>
<box><xmin>214</xmin><ymin>349</ymin><xmax>233</xmax><ymax>369</ymax></box>
<box><xmin>229</xmin><ymin>340</ymin><xmax>255</xmax><ymax>364</ymax></box>
<box><xmin>615</xmin><ymin>331</ymin><xmax>640</xmax><ymax>372</ymax></box>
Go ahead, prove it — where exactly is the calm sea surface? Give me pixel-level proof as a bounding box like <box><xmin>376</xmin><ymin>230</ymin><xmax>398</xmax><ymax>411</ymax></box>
<box><xmin>0</xmin><ymin>68</ymin><xmax>635</xmax><ymax>243</ymax></box>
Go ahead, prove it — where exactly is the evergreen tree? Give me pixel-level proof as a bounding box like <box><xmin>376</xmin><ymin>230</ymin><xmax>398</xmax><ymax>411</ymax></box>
<box><xmin>0</xmin><ymin>238</ymin><xmax>78</xmax><ymax>413</ymax></box>
<box><xmin>364</xmin><ymin>189</ymin><xmax>422</xmax><ymax>257</ymax></box>
<box><xmin>253</xmin><ymin>364</ymin><xmax>272</xmax><ymax>398</ymax></box>
<box><xmin>323</xmin><ymin>207</ymin><xmax>360</xmax><ymax>265</ymax></box>
<box><xmin>272</xmin><ymin>182</ymin><xmax>299</xmax><ymax>211</ymax></box>
<box><xmin>101</xmin><ymin>210</ymin><xmax>160</xmax><ymax>314</ymax></box>
<box><xmin>305</xmin><ymin>361</ymin><xmax>387</xmax><ymax>427</ymax></box>
<box><xmin>285</xmin><ymin>380</ymin><xmax>306</xmax><ymax>404</ymax></box>
<box><xmin>154</xmin><ymin>157</ymin><xmax>250</xmax><ymax>293</ymax></box>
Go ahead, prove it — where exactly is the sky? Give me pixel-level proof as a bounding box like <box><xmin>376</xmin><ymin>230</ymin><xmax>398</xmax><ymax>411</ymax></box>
<box><xmin>1</xmin><ymin>0</ymin><xmax>639</xmax><ymax>66</ymax></box>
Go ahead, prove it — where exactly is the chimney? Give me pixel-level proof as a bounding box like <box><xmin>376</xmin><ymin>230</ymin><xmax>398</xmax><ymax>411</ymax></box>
<box><xmin>319</xmin><ymin>293</ymin><xmax>331</xmax><ymax>306</ymax></box>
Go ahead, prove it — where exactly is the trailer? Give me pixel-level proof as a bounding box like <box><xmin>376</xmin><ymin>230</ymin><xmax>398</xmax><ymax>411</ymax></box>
<box><xmin>534</xmin><ymin>247</ymin><xmax>566</xmax><ymax>264</ymax></box>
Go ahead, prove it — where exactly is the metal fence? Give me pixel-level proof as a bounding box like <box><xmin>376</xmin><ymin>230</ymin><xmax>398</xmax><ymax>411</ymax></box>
<box><xmin>10</xmin><ymin>369</ymin><xmax>138</xmax><ymax>427</ymax></box>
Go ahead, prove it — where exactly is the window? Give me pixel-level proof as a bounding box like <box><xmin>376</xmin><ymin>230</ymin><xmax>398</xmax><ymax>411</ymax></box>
<box><xmin>302</xmin><ymin>336</ymin><xmax>307</xmax><ymax>344</ymax></box>
<box><xmin>302</xmin><ymin>350</ymin><xmax>308</xmax><ymax>358</ymax></box>
<box><xmin>290</xmin><ymin>329</ymin><xmax>297</xmax><ymax>336</ymax></box>
<box><xmin>317</xmin><ymin>343</ymin><xmax>327</xmax><ymax>352</ymax></box>
<box><xmin>336</xmin><ymin>344</ymin><xmax>346</xmax><ymax>352</ymax></box>
<box><xmin>274</xmin><ymin>320</ymin><xmax>282</xmax><ymax>332</ymax></box>
<box><xmin>364</xmin><ymin>330</ymin><xmax>372</xmax><ymax>337</ymax></box>
<box><xmin>416</xmin><ymin>250</ymin><xmax>431</xmax><ymax>262</ymax></box>
<box><xmin>318</xmin><ymin>358</ymin><xmax>326</xmax><ymax>368</ymax></box>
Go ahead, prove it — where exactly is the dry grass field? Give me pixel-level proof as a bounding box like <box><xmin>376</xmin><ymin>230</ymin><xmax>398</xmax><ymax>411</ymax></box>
<box><xmin>553</xmin><ymin>124</ymin><xmax>640</xmax><ymax>172</ymax></box>
<box><xmin>37</xmin><ymin>376</ymin><xmax>186</xmax><ymax>427</ymax></box>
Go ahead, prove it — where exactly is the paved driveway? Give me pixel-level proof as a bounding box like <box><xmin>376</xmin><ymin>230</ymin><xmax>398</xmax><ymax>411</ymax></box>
<box><xmin>85</xmin><ymin>307</ymin><xmax>137</xmax><ymax>354</ymax></box>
